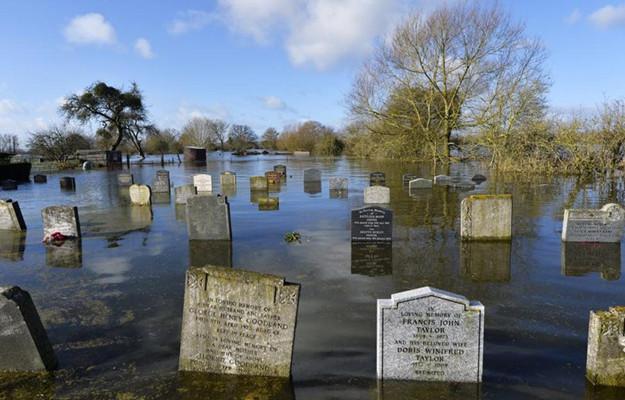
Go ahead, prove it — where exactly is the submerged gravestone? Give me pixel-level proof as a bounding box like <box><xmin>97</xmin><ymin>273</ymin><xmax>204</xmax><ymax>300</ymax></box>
<box><xmin>562</xmin><ymin>203</ymin><xmax>625</xmax><ymax>243</ymax></box>
<box><xmin>303</xmin><ymin>168</ymin><xmax>321</xmax><ymax>182</ymax></box>
<box><xmin>41</xmin><ymin>206</ymin><xmax>80</xmax><ymax>238</ymax></box>
<box><xmin>179</xmin><ymin>266</ymin><xmax>300</xmax><ymax>377</ymax></box>
<box><xmin>220</xmin><ymin>171</ymin><xmax>237</xmax><ymax>187</ymax></box>
<box><xmin>274</xmin><ymin>165</ymin><xmax>287</xmax><ymax>177</ymax></box>
<box><xmin>175</xmin><ymin>184</ymin><xmax>197</xmax><ymax>204</ymax></box>
<box><xmin>449</xmin><ymin>182</ymin><xmax>476</xmax><ymax>191</ymax></box>
<box><xmin>186</xmin><ymin>195</ymin><xmax>231</xmax><ymax>241</ymax></box>
<box><xmin>152</xmin><ymin>170</ymin><xmax>171</xmax><ymax>193</ymax></box>
<box><xmin>33</xmin><ymin>175</ymin><xmax>47</xmax><ymax>184</ymax></box>
<box><xmin>329</xmin><ymin>177</ymin><xmax>348</xmax><ymax>198</ymax></box>
<box><xmin>0</xmin><ymin>200</ymin><xmax>26</xmax><ymax>231</ymax></box>
<box><xmin>351</xmin><ymin>206</ymin><xmax>393</xmax><ymax>242</ymax></box>
<box><xmin>265</xmin><ymin>171</ymin><xmax>282</xmax><ymax>185</ymax></box>
<box><xmin>129</xmin><ymin>184</ymin><xmax>151</xmax><ymax>206</ymax></box>
<box><xmin>377</xmin><ymin>287</ymin><xmax>484</xmax><ymax>382</ymax></box>
<box><xmin>587</xmin><ymin>306</ymin><xmax>625</xmax><ymax>386</ymax></box>
<box><xmin>117</xmin><ymin>173</ymin><xmax>134</xmax><ymax>186</ymax></box>
<box><xmin>364</xmin><ymin>186</ymin><xmax>390</xmax><ymax>204</ymax></box>
<box><xmin>370</xmin><ymin>172</ymin><xmax>386</xmax><ymax>186</ymax></box>
<box><xmin>460</xmin><ymin>194</ymin><xmax>512</xmax><ymax>241</ymax></box>
<box><xmin>402</xmin><ymin>174</ymin><xmax>417</xmax><ymax>186</ymax></box>
<box><xmin>433</xmin><ymin>175</ymin><xmax>452</xmax><ymax>185</ymax></box>
<box><xmin>0</xmin><ymin>286</ymin><xmax>57</xmax><ymax>371</ymax></box>
<box><xmin>409</xmin><ymin>178</ymin><xmax>433</xmax><ymax>190</ymax></box>
<box><xmin>259</xmin><ymin>197</ymin><xmax>279</xmax><ymax>211</ymax></box>
<box><xmin>59</xmin><ymin>177</ymin><xmax>75</xmax><ymax>191</ymax></box>
<box><xmin>194</xmin><ymin>174</ymin><xmax>213</xmax><ymax>193</ymax></box>
<box><xmin>250</xmin><ymin>176</ymin><xmax>268</xmax><ymax>191</ymax></box>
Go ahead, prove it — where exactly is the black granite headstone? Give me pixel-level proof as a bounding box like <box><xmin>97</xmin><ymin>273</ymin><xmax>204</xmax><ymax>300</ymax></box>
<box><xmin>351</xmin><ymin>206</ymin><xmax>393</xmax><ymax>242</ymax></box>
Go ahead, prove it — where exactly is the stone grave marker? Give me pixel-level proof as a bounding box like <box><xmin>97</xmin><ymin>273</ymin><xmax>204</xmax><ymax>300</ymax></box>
<box><xmin>471</xmin><ymin>174</ymin><xmax>487</xmax><ymax>183</ymax></box>
<box><xmin>303</xmin><ymin>168</ymin><xmax>321</xmax><ymax>182</ymax></box>
<box><xmin>402</xmin><ymin>174</ymin><xmax>417</xmax><ymax>186</ymax></box>
<box><xmin>0</xmin><ymin>286</ymin><xmax>57</xmax><ymax>371</ymax></box>
<box><xmin>220</xmin><ymin>171</ymin><xmax>237</xmax><ymax>186</ymax></box>
<box><xmin>562</xmin><ymin>203</ymin><xmax>625</xmax><ymax>243</ymax></box>
<box><xmin>587</xmin><ymin>306</ymin><xmax>625</xmax><ymax>386</ymax></box>
<box><xmin>250</xmin><ymin>176</ymin><xmax>268</xmax><ymax>191</ymax></box>
<box><xmin>33</xmin><ymin>175</ymin><xmax>47</xmax><ymax>184</ymax></box>
<box><xmin>117</xmin><ymin>173</ymin><xmax>134</xmax><ymax>186</ymax></box>
<box><xmin>265</xmin><ymin>171</ymin><xmax>282</xmax><ymax>185</ymax></box>
<box><xmin>351</xmin><ymin>243</ymin><xmax>392</xmax><ymax>276</ymax></box>
<box><xmin>179</xmin><ymin>266</ymin><xmax>300</xmax><ymax>377</ymax></box>
<box><xmin>59</xmin><ymin>177</ymin><xmax>75</xmax><ymax>191</ymax></box>
<box><xmin>377</xmin><ymin>287</ymin><xmax>484</xmax><ymax>382</ymax></box>
<box><xmin>561</xmin><ymin>243</ymin><xmax>621</xmax><ymax>281</ymax></box>
<box><xmin>46</xmin><ymin>239</ymin><xmax>82</xmax><ymax>268</ymax></box>
<box><xmin>274</xmin><ymin>165</ymin><xmax>287</xmax><ymax>177</ymax></box>
<box><xmin>129</xmin><ymin>184</ymin><xmax>152</xmax><ymax>206</ymax></box>
<box><xmin>259</xmin><ymin>197</ymin><xmax>279</xmax><ymax>211</ymax></box>
<box><xmin>186</xmin><ymin>195</ymin><xmax>231</xmax><ymax>241</ymax></box>
<box><xmin>460</xmin><ymin>194</ymin><xmax>512</xmax><ymax>241</ymax></box>
<box><xmin>449</xmin><ymin>182</ymin><xmax>476</xmax><ymax>191</ymax></box>
<box><xmin>351</xmin><ymin>206</ymin><xmax>393</xmax><ymax>242</ymax></box>
<box><xmin>433</xmin><ymin>175</ymin><xmax>452</xmax><ymax>185</ymax></box>
<box><xmin>194</xmin><ymin>174</ymin><xmax>213</xmax><ymax>193</ymax></box>
<box><xmin>364</xmin><ymin>186</ymin><xmax>390</xmax><ymax>204</ymax></box>
<box><xmin>329</xmin><ymin>177</ymin><xmax>348</xmax><ymax>198</ymax></box>
<box><xmin>370</xmin><ymin>172</ymin><xmax>386</xmax><ymax>186</ymax></box>
<box><xmin>409</xmin><ymin>178</ymin><xmax>433</xmax><ymax>190</ymax></box>
<box><xmin>0</xmin><ymin>200</ymin><xmax>26</xmax><ymax>231</ymax></box>
<box><xmin>175</xmin><ymin>184</ymin><xmax>197</xmax><ymax>204</ymax></box>
<box><xmin>41</xmin><ymin>206</ymin><xmax>80</xmax><ymax>238</ymax></box>
<box><xmin>152</xmin><ymin>170</ymin><xmax>171</xmax><ymax>193</ymax></box>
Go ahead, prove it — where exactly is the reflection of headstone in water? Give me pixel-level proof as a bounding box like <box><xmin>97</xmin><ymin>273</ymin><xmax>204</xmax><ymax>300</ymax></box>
<box><xmin>304</xmin><ymin>181</ymin><xmax>321</xmax><ymax>195</ymax></box>
<box><xmin>351</xmin><ymin>242</ymin><xmax>392</xmax><ymax>276</ymax></box>
<box><xmin>177</xmin><ymin>371</ymin><xmax>295</xmax><ymax>400</ymax></box>
<box><xmin>45</xmin><ymin>239</ymin><xmax>82</xmax><ymax>268</ymax></box>
<box><xmin>0</xmin><ymin>231</ymin><xmax>26</xmax><ymax>261</ymax></box>
<box><xmin>151</xmin><ymin>192</ymin><xmax>171</xmax><ymax>205</ymax></box>
<box><xmin>189</xmin><ymin>240</ymin><xmax>232</xmax><ymax>268</ymax></box>
<box><xmin>175</xmin><ymin>204</ymin><xmax>187</xmax><ymax>221</ymax></box>
<box><xmin>460</xmin><ymin>241</ymin><xmax>511</xmax><ymax>283</ymax></box>
<box><xmin>376</xmin><ymin>380</ymin><xmax>480</xmax><ymax>400</ymax></box>
<box><xmin>250</xmin><ymin>189</ymin><xmax>267</xmax><ymax>204</ymax></box>
<box><xmin>129</xmin><ymin>206</ymin><xmax>153</xmax><ymax>227</ymax></box>
<box><xmin>329</xmin><ymin>177</ymin><xmax>348</xmax><ymax>199</ymax></box>
<box><xmin>561</xmin><ymin>242</ymin><xmax>621</xmax><ymax>281</ymax></box>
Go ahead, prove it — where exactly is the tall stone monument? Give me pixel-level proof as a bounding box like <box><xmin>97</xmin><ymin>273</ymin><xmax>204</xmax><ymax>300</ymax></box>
<box><xmin>179</xmin><ymin>266</ymin><xmax>300</xmax><ymax>377</ymax></box>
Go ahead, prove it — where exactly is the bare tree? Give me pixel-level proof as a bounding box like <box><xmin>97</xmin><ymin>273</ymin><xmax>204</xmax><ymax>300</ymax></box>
<box><xmin>0</xmin><ymin>134</ymin><xmax>19</xmax><ymax>153</ymax></box>
<box><xmin>209</xmin><ymin>119</ymin><xmax>229</xmax><ymax>150</ymax></box>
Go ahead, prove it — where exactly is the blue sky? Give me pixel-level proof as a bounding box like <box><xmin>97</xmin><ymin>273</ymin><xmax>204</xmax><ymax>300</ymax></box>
<box><xmin>0</xmin><ymin>0</ymin><xmax>624</xmax><ymax>141</ymax></box>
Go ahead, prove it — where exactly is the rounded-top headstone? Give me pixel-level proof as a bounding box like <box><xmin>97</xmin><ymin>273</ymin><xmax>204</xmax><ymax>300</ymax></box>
<box><xmin>129</xmin><ymin>184</ymin><xmax>152</xmax><ymax>206</ymax></box>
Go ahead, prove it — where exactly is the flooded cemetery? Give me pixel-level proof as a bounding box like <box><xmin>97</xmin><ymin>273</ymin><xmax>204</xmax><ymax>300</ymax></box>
<box><xmin>0</xmin><ymin>155</ymin><xmax>624</xmax><ymax>399</ymax></box>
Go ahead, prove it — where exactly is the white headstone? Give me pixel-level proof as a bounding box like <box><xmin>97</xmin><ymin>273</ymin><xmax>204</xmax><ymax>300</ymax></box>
<box><xmin>562</xmin><ymin>203</ymin><xmax>625</xmax><ymax>243</ymax></box>
<box><xmin>364</xmin><ymin>186</ymin><xmax>390</xmax><ymax>204</ymax></box>
<box><xmin>41</xmin><ymin>206</ymin><xmax>81</xmax><ymax>238</ymax></box>
<box><xmin>129</xmin><ymin>184</ymin><xmax>152</xmax><ymax>206</ymax></box>
<box><xmin>409</xmin><ymin>178</ymin><xmax>433</xmax><ymax>189</ymax></box>
<box><xmin>0</xmin><ymin>200</ymin><xmax>26</xmax><ymax>231</ymax></box>
<box><xmin>193</xmin><ymin>174</ymin><xmax>213</xmax><ymax>193</ymax></box>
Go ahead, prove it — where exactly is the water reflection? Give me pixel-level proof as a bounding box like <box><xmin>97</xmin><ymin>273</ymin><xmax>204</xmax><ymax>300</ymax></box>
<box><xmin>0</xmin><ymin>231</ymin><xmax>25</xmax><ymax>261</ymax></box>
<box><xmin>561</xmin><ymin>242</ymin><xmax>621</xmax><ymax>281</ymax></box>
<box><xmin>189</xmin><ymin>240</ymin><xmax>232</xmax><ymax>268</ymax></box>
<box><xmin>177</xmin><ymin>372</ymin><xmax>294</xmax><ymax>400</ymax></box>
<box><xmin>351</xmin><ymin>243</ymin><xmax>392</xmax><ymax>276</ymax></box>
<box><xmin>152</xmin><ymin>192</ymin><xmax>171</xmax><ymax>205</ymax></box>
<box><xmin>46</xmin><ymin>239</ymin><xmax>82</xmax><ymax>268</ymax></box>
<box><xmin>460</xmin><ymin>241</ymin><xmax>511</xmax><ymax>283</ymax></box>
<box><xmin>250</xmin><ymin>190</ymin><xmax>267</xmax><ymax>204</ymax></box>
<box><xmin>376</xmin><ymin>380</ymin><xmax>480</xmax><ymax>400</ymax></box>
<box><xmin>221</xmin><ymin>185</ymin><xmax>237</xmax><ymax>198</ymax></box>
<box><xmin>175</xmin><ymin>204</ymin><xmax>187</xmax><ymax>221</ymax></box>
<box><xmin>304</xmin><ymin>181</ymin><xmax>321</xmax><ymax>195</ymax></box>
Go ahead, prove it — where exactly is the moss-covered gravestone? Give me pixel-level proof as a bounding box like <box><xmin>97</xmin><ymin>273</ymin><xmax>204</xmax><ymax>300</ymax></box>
<box><xmin>460</xmin><ymin>194</ymin><xmax>512</xmax><ymax>240</ymax></box>
<box><xmin>587</xmin><ymin>307</ymin><xmax>625</xmax><ymax>386</ymax></box>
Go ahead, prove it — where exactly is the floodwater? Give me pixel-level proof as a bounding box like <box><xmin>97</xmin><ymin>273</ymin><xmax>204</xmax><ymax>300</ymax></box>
<box><xmin>1</xmin><ymin>155</ymin><xmax>625</xmax><ymax>399</ymax></box>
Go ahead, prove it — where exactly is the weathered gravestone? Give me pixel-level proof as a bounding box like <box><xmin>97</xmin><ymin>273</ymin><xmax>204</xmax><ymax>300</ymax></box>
<box><xmin>460</xmin><ymin>242</ymin><xmax>511</xmax><ymax>283</ymax></box>
<box><xmin>2</xmin><ymin>180</ymin><xmax>17</xmax><ymax>191</ymax></box>
<box><xmin>587</xmin><ymin>306</ymin><xmax>625</xmax><ymax>386</ymax></box>
<box><xmin>370</xmin><ymin>172</ymin><xmax>386</xmax><ymax>186</ymax></box>
<box><xmin>45</xmin><ymin>239</ymin><xmax>82</xmax><ymax>268</ymax></box>
<box><xmin>0</xmin><ymin>199</ymin><xmax>26</xmax><ymax>231</ymax></box>
<box><xmin>265</xmin><ymin>171</ymin><xmax>282</xmax><ymax>185</ymax></box>
<box><xmin>0</xmin><ymin>286</ymin><xmax>57</xmax><ymax>371</ymax></box>
<box><xmin>329</xmin><ymin>177</ymin><xmax>348</xmax><ymax>199</ymax></box>
<box><xmin>433</xmin><ymin>175</ymin><xmax>452</xmax><ymax>185</ymax></box>
<box><xmin>352</xmin><ymin>206</ymin><xmax>393</xmax><ymax>242</ymax></box>
<box><xmin>561</xmin><ymin>243</ymin><xmax>621</xmax><ymax>281</ymax></box>
<box><xmin>364</xmin><ymin>186</ymin><xmax>390</xmax><ymax>204</ymax></box>
<box><xmin>351</xmin><ymin>243</ymin><xmax>392</xmax><ymax>276</ymax></box>
<box><xmin>179</xmin><ymin>266</ymin><xmax>300</xmax><ymax>377</ymax></box>
<box><xmin>194</xmin><ymin>174</ymin><xmax>213</xmax><ymax>193</ymax></box>
<box><xmin>377</xmin><ymin>287</ymin><xmax>484</xmax><ymax>382</ymax></box>
<box><xmin>59</xmin><ymin>177</ymin><xmax>75</xmax><ymax>191</ymax></box>
<box><xmin>409</xmin><ymin>178</ymin><xmax>433</xmax><ymax>190</ymax></box>
<box><xmin>175</xmin><ymin>184</ymin><xmax>197</xmax><ymax>205</ymax></box>
<box><xmin>33</xmin><ymin>175</ymin><xmax>47</xmax><ymax>184</ymax></box>
<box><xmin>152</xmin><ymin>170</ymin><xmax>171</xmax><ymax>193</ymax></box>
<box><xmin>259</xmin><ymin>197</ymin><xmax>279</xmax><ymax>211</ymax></box>
<box><xmin>220</xmin><ymin>171</ymin><xmax>237</xmax><ymax>187</ymax></box>
<box><xmin>274</xmin><ymin>165</ymin><xmax>287</xmax><ymax>177</ymax></box>
<box><xmin>562</xmin><ymin>203</ymin><xmax>625</xmax><ymax>243</ymax></box>
<box><xmin>250</xmin><ymin>176</ymin><xmax>268</xmax><ymax>191</ymax></box>
<box><xmin>303</xmin><ymin>168</ymin><xmax>321</xmax><ymax>182</ymax></box>
<box><xmin>402</xmin><ymin>174</ymin><xmax>417</xmax><ymax>186</ymax></box>
<box><xmin>186</xmin><ymin>195</ymin><xmax>231</xmax><ymax>241</ymax></box>
<box><xmin>117</xmin><ymin>173</ymin><xmax>134</xmax><ymax>186</ymax></box>
<box><xmin>129</xmin><ymin>184</ymin><xmax>151</xmax><ymax>206</ymax></box>
<box><xmin>460</xmin><ymin>194</ymin><xmax>512</xmax><ymax>241</ymax></box>
<box><xmin>41</xmin><ymin>206</ymin><xmax>81</xmax><ymax>238</ymax></box>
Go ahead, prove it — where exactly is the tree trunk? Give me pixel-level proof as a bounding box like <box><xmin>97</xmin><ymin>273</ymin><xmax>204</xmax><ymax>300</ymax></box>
<box><xmin>111</xmin><ymin>125</ymin><xmax>124</xmax><ymax>151</ymax></box>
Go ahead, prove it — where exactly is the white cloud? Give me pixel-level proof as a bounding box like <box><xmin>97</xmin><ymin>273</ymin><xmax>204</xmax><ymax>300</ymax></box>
<box><xmin>217</xmin><ymin>0</ymin><xmax>295</xmax><ymax>42</ymax></box>
<box><xmin>176</xmin><ymin>103</ymin><xmax>231</xmax><ymax>124</ymax></box>
<box><xmin>134</xmin><ymin>38</ymin><xmax>154</xmax><ymax>59</ymax></box>
<box><xmin>0</xmin><ymin>99</ymin><xmax>21</xmax><ymax>115</ymax></box>
<box><xmin>262</xmin><ymin>96</ymin><xmax>286</xmax><ymax>110</ymax></box>
<box><xmin>168</xmin><ymin>10</ymin><xmax>215</xmax><ymax>35</ymax></box>
<box><xmin>589</xmin><ymin>4</ymin><xmax>625</xmax><ymax>28</ymax></box>
<box><xmin>64</xmin><ymin>13</ymin><xmax>116</xmax><ymax>45</ymax></box>
<box><xmin>565</xmin><ymin>9</ymin><xmax>582</xmax><ymax>24</ymax></box>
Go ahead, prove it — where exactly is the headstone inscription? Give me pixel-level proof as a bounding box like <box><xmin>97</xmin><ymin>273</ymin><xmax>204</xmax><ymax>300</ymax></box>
<box><xmin>303</xmin><ymin>168</ymin><xmax>321</xmax><ymax>182</ymax></box>
<box><xmin>329</xmin><ymin>177</ymin><xmax>348</xmax><ymax>199</ymax></box>
<box><xmin>259</xmin><ymin>197</ymin><xmax>279</xmax><ymax>211</ymax></box>
<box><xmin>402</xmin><ymin>174</ymin><xmax>418</xmax><ymax>186</ymax></box>
<box><xmin>460</xmin><ymin>194</ymin><xmax>512</xmax><ymax>241</ymax></box>
<box><xmin>175</xmin><ymin>185</ymin><xmax>197</xmax><ymax>205</ymax></box>
<box><xmin>377</xmin><ymin>287</ymin><xmax>484</xmax><ymax>382</ymax></box>
<box><xmin>409</xmin><ymin>178</ymin><xmax>433</xmax><ymax>190</ymax></box>
<box><xmin>370</xmin><ymin>172</ymin><xmax>386</xmax><ymax>186</ymax></box>
<box><xmin>460</xmin><ymin>241</ymin><xmax>511</xmax><ymax>283</ymax></box>
<box><xmin>117</xmin><ymin>173</ymin><xmax>134</xmax><ymax>186</ymax></box>
<box><xmin>587</xmin><ymin>306</ymin><xmax>625</xmax><ymax>386</ymax></box>
<box><xmin>186</xmin><ymin>195</ymin><xmax>231</xmax><ymax>241</ymax></box>
<box><xmin>250</xmin><ymin>176</ymin><xmax>268</xmax><ymax>191</ymax></box>
<box><xmin>274</xmin><ymin>165</ymin><xmax>287</xmax><ymax>177</ymax></box>
<box><xmin>220</xmin><ymin>171</ymin><xmax>237</xmax><ymax>186</ymax></box>
<box><xmin>179</xmin><ymin>266</ymin><xmax>300</xmax><ymax>378</ymax></box>
<box><xmin>562</xmin><ymin>203</ymin><xmax>625</xmax><ymax>243</ymax></box>
<box><xmin>41</xmin><ymin>206</ymin><xmax>81</xmax><ymax>238</ymax></box>
<box><xmin>33</xmin><ymin>175</ymin><xmax>47</xmax><ymax>184</ymax></box>
<box><xmin>59</xmin><ymin>177</ymin><xmax>75</xmax><ymax>191</ymax></box>
<box><xmin>152</xmin><ymin>170</ymin><xmax>171</xmax><ymax>193</ymax></box>
<box><xmin>0</xmin><ymin>199</ymin><xmax>26</xmax><ymax>231</ymax></box>
<box><xmin>194</xmin><ymin>174</ymin><xmax>213</xmax><ymax>193</ymax></box>
<box><xmin>265</xmin><ymin>171</ymin><xmax>282</xmax><ymax>185</ymax></box>
<box><xmin>351</xmin><ymin>206</ymin><xmax>393</xmax><ymax>242</ymax></box>
<box><xmin>561</xmin><ymin>243</ymin><xmax>621</xmax><ymax>281</ymax></box>
<box><xmin>364</xmin><ymin>186</ymin><xmax>390</xmax><ymax>204</ymax></box>
<box><xmin>0</xmin><ymin>286</ymin><xmax>57</xmax><ymax>371</ymax></box>
<box><xmin>129</xmin><ymin>184</ymin><xmax>151</xmax><ymax>206</ymax></box>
